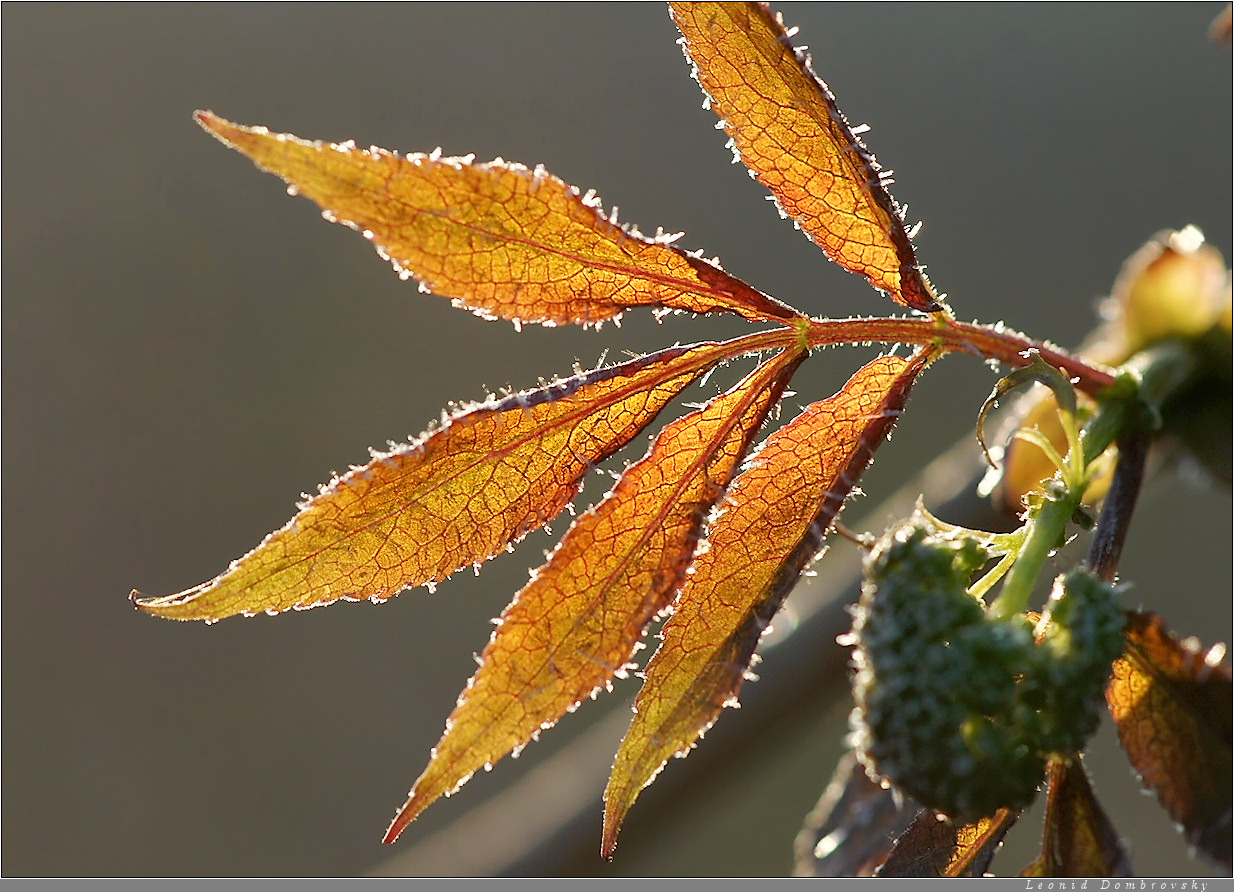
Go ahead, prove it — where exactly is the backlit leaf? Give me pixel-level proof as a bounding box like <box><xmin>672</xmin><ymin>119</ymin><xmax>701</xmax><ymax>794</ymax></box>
<box><xmin>877</xmin><ymin>808</ymin><xmax>1018</xmax><ymax>877</ymax></box>
<box><xmin>1020</xmin><ymin>758</ymin><xmax>1131</xmax><ymax>877</ymax></box>
<box><xmin>133</xmin><ymin>342</ymin><xmax>748</xmax><ymax>621</ymax></box>
<box><xmin>670</xmin><ymin>3</ymin><xmax>941</xmax><ymax>312</ymax></box>
<box><xmin>601</xmin><ymin>352</ymin><xmax>930</xmax><ymax>855</ymax></box>
<box><xmin>196</xmin><ymin>111</ymin><xmax>802</xmax><ymax>327</ymax></box>
<box><xmin>384</xmin><ymin>348</ymin><xmax>805</xmax><ymax>843</ymax></box>
<box><xmin>1106</xmin><ymin>610</ymin><xmax>1232</xmax><ymax>868</ymax></box>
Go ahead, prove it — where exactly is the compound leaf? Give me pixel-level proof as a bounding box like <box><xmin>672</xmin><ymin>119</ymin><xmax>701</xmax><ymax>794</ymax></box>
<box><xmin>670</xmin><ymin>2</ymin><xmax>941</xmax><ymax>312</ymax></box>
<box><xmin>196</xmin><ymin>111</ymin><xmax>802</xmax><ymax>327</ymax></box>
<box><xmin>602</xmin><ymin>351</ymin><xmax>931</xmax><ymax>855</ymax></box>
<box><xmin>384</xmin><ymin>347</ymin><xmax>805</xmax><ymax>842</ymax></box>
<box><xmin>134</xmin><ymin>342</ymin><xmax>744</xmax><ymax>621</ymax></box>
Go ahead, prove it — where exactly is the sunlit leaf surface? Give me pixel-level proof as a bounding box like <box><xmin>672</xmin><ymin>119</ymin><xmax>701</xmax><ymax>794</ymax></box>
<box><xmin>384</xmin><ymin>348</ymin><xmax>805</xmax><ymax>842</ymax></box>
<box><xmin>1106</xmin><ymin>611</ymin><xmax>1232</xmax><ymax>868</ymax></box>
<box><xmin>601</xmin><ymin>352</ymin><xmax>930</xmax><ymax>854</ymax></box>
<box><xmin>670</xmin><ymin>3</ymin><xmax>940</xmax><ymax>312</ymax></box>
<box><xmin>134</xmin><ymin>343</ymin><xmax>746</xmax><ymax>621</ymax></box>
<box><xmin>1021</xmin><ymin>758</ymin><xmax>1131</xmax><ymax>877</ymax></box>
<box><xmin>196</xmin><ymin>111</ymin><xmax>802</xmax><ymax>327</ymax></box>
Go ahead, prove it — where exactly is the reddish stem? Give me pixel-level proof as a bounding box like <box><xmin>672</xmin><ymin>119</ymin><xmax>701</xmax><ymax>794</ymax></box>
<box><xmin>799</xmin><ymin>317</ymin><xmax>1118</xmax><ymax>398</ymax></box>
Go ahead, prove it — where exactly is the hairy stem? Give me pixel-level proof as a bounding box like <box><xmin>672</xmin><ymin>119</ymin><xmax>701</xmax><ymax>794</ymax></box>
<box><xmin>801</xmin><ymin>317</ymin><xmax>1118</xmax><ymax>397</ymax></box>
<box><xmin>990</xmin><ymin>486</ymin><xmax>1082</xmax><ymax>620</ymax></box>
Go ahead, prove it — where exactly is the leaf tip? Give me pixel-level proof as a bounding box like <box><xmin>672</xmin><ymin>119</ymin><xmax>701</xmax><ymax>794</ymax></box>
<box><xmin>128</xmin><ymin>588</ymin><xmax>157</xmax><ymax>616</ymax></box>
<box><xmin>383</xmin><ymin>796</ymin><xmax>422</xmax><ymax>845</ymax></box>
<box><xmin>131</xmin><ymin>582</ymin><xmax>229</xmax><ymax>622</ymax></box>
<box><xmin>600</xmin><ymin>803</ymin><xmax>625</xmax><ymax>860</ymax></box>
<box><xmin>131</xmin><ymin>599</ymin><xmax>177</xmax><ymax>620</ymax></box>
<box><xmin>193</xmin><ymin>109</ymin><xmax>250</xmax><ymax>151</ymax></box>
<box><xmin>193</xmin><ymin>108</ymin><xmax>226</xmax><ymax>137</ymax></box>
<box><xmin>130</xmin><ymin>587</ymin><xmax>171</xmax><ymax>616</ymax></box>
<box><xmin>599</xmin><ymin>836</ymin><xmax>618</xmax><ymax>861</ymax></box>
<box><xmin>601</xmin><ymin>764</ymin><xmax>655</xmax><ymax>862</ymax></box>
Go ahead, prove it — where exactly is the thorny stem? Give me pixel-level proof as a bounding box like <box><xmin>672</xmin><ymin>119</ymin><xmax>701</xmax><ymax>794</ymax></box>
<box><xmin>800</xmin><ymin>316</ymin><xmax>1119</xmax><ymax>398</ymax></box>
<box><xmin>736</xmin><ymin>317</ymin><xmax>1116</xmax><ymax>397</ymax></box>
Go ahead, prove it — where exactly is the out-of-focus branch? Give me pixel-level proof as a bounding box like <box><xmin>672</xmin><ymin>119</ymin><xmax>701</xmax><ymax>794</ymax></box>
<box><xmin>1088</xmin><ymin>426</ymin><xmax>1150</xmax><ymax>582</ymax></box>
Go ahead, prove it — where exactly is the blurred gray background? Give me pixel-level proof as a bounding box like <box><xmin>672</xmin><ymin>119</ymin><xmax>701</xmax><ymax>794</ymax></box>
<box><xmin>4</xmin><ymin>3</ymin><xmax>1230</xmax><ymax>877</ymax></box>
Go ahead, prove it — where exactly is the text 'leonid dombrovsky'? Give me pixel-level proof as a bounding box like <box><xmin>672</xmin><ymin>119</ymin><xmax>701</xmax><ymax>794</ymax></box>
<box><xmin>1025</xmin><ymin>882</ymin><xmax>1209</xmax><ymax>891</ymax></box>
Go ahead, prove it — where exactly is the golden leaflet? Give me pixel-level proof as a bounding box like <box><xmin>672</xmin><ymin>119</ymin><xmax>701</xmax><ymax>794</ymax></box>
<box><xmin>196</xmin><ymin>111</ymin><xmax>801</xmax><ymax>327</ymax></box>
<box><xmin>670</xmin><ymin>3</ymin><xmax>940</xmax><ymax>312</ymax></box>
<box><xmin>134</xmin><ymin>342</ymin><xmax>748</xmax><ymax>621</ymax></box>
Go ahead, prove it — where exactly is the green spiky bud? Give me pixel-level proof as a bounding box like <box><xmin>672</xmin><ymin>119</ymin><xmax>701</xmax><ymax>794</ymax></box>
<box><xmin>849</xmin><ymin>517</ymin><xmax>1046</xmax><ymax>823</ymax></box>
<box><xmin>848</xmin><ymin>519</ymin><xmax>1127</xmax><ymax>824</ymax></box>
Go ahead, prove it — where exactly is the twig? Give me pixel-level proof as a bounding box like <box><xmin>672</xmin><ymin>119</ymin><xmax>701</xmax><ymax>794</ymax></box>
<box><xmin>1087</xmin><ymin>425</ymin><xmax>1151</xmax><ymax>582</ymax></box>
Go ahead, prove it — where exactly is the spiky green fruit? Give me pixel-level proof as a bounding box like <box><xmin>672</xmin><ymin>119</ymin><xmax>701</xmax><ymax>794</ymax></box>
<box><xmin>847</xmin><ymin>519</ymin><xmax>1125</xmax><ymax>824</ymax></box>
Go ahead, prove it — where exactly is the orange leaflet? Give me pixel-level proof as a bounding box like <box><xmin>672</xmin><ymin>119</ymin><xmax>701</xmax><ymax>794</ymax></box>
<box><xmin>196</xmin><ymin>111</ymin><xmax>801</xmax><ymax>327</ymax></box>
<box><xmin>383</xmin><ymin>348</ymin><xmax>805</xmax><ymax>844</ymax></box>
<box><xmin>1021</xmin><ymin>759</ymin><xmax>1131</xmax><ymax>877</ymax></box>
<box><xmin>1106</xmin><ymin>611</ymin><xmax>1232</xmax><ymax>868</ymax></box>
<box><xmin>670</xmin><ymin>3</ymin><xmax>941</xmax><ymax>313</ymax></box>
<box><xmin>601</xmin><ymin>352</ymin><xmax>930</xmax><ymax>855</ymax></box>
<box><xmin>133</xmin><ymin>341</ymin><xmax>745</xmax><ymax>622</ymax></box>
